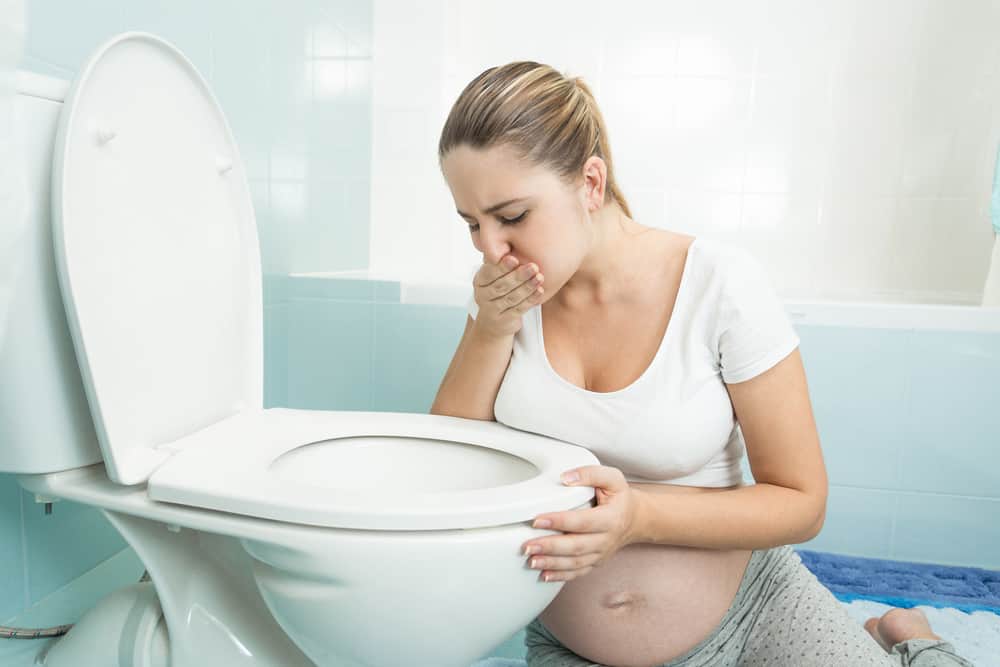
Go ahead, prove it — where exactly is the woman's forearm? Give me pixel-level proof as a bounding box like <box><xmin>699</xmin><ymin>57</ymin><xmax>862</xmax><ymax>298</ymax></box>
<box><xmin>430</xmin><ymin>320</ymin><xmax>514</xmax><ymax>421</ymax></box>
<box><xmin>627</xmin><ymin>482</ymin><xmax>826</xmax><ymax>550</ymax></box>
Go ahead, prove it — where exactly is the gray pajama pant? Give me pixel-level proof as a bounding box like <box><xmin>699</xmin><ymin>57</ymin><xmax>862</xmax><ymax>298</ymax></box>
<box><xmin>524</xmin><ymin>544</ymin><xmax>976</xmax><ymax>667</ymax></box>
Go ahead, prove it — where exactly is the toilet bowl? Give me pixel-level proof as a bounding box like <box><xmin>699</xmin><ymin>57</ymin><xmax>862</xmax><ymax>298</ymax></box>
<box><xmin>3</xmin><ymin>32</ymin><xmax>598</xmax><ymax>667</ymax></box>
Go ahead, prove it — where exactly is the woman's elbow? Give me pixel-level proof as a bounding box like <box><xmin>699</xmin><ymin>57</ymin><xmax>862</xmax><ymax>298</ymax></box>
<box><xmin>804</xmin><ymin>491</ymin><xmax>827</xmax><ymax>540</ymax></box>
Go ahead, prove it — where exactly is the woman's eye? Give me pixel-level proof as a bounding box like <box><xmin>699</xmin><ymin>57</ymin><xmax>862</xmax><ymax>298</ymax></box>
<box><xmin>466</xmin><ymin>211</ymin><xmax>527</xmax><ymax>233</ymax></box>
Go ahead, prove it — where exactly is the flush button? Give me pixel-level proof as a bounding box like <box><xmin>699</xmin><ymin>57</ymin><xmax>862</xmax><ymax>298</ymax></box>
<box><xmin>216</xmin><ymin>156</ymin><xmax>233</xmax><ymax>174</ymax></box>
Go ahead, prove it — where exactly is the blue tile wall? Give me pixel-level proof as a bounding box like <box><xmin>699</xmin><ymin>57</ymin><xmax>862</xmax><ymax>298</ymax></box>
<box><xmin>264</xmin><ymin>303</ymin><xmax>289</xmax><ymax>408</ymax></box>
<box><xmin>0</xmin><ymin>474</ymin><xmax>25</xmax><ymax>621</ymax></box>
<box><xmin>19</xmin><ymin>493</ymin><xmax>125</xmax><ymax>605</ymax></box>
<box><xmin>21</xmin><ymin>0</ymin><xmax>373</xmax><ymax>278</ymax></box>
<box><xmin>901</xmin><ymin>331</ymin><xmax>1000</xmax><ymax>497</ymax></box>
<box><xmin>801</xmin><ymin>326</ymin><xmax>909</xmax><ymax>491</ymax></box>
<box><xmin>372</xmin><ymin>303</ymin><xmax>467</xmax><ymax>413</ymax></box>
<box><xmin>793</xmin><ymin>325</ymin><xmax>1000</xmax><ymax>570</ymax></box>
<box><xmin>287</xmin><ymin>297</ymin><xmax>376</xmax><ymax>410</ymax></box>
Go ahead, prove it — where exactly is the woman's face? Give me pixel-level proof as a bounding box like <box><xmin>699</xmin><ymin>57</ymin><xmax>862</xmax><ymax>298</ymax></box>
<box><xmin>441</xmin><ymin>143</ymin><xmax>591</xmax><ymax>299</ymax></box>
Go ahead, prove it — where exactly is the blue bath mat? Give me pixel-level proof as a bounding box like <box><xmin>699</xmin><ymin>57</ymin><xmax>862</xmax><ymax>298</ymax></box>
<box><xmin>796</xmin><ymin>549</ymin><xmax>1000</xmax><ymax>614</ymax></box>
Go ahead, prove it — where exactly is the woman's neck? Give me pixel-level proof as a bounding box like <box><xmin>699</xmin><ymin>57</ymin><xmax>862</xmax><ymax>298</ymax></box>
<box><xmin>556</xmin><ymin>203</ymin><xmax>655</xmax><ymax>308</ymax></box>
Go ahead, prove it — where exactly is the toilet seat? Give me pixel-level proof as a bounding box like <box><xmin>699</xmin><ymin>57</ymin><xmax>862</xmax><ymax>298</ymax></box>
<box><xmin>148</xmin><ymin>408</ymin><xmax>598</xmax><ymax>530</ymax></box>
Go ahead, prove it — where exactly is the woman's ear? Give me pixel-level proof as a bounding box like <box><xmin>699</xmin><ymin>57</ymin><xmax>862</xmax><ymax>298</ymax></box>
<box><xmin>582</xmin><ymin>156</ymin><xmax>607</xmax><ymax>211</ymax></box>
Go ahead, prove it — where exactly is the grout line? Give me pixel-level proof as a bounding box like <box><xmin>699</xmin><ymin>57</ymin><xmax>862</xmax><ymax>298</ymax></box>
<box><xmin>737</xmin><ymin>39</ymin><xmax>760</xmax><ymax>242</ymax></box>
<box><xmin>888</xmin><ymin>490</ymin><xmax>900</xmax><ymax>559</ymax></box>
<box><xmin>369</xmin><ymin>300</ymin><xmax>376</xmax><ymax>411</ymax></box>
<box><xmin>831</xmin><ymin>483</ymin><xmax>999</xmax><ymax>501</ymax></box>
<box><xmin>19</xmin><ymin>489</ymin><xmax>29</xmax><ymax>612</ymax></box>
<box><xmin>894</xmin><ymin>333</ymin><xmax>913</xmax><ymax>494</ymax></box>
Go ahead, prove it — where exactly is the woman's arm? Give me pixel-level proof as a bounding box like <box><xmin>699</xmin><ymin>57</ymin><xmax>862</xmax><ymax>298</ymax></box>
<box><xmin>628</xmin><ymin>348</ymin><xmax>828</xmax><ymax>550</ymax></box>
<box><xmin>430</xmin><ymin>316</ymin><xmax>515</xmax><ymax>421</ymax></box>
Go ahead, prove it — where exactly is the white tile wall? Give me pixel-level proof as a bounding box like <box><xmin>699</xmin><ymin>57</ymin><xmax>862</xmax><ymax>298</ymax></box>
<box><xmin>370</xmin><ymin>0</ymin><xmax>1000</xmax><ymax>304</ymax></box>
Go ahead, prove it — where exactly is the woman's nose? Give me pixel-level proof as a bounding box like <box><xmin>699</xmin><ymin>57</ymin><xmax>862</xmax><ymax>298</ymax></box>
<box><xmin>478</xmin><ymin>228</ymin><xmax>511</xmax><ymax>266</ymax></box>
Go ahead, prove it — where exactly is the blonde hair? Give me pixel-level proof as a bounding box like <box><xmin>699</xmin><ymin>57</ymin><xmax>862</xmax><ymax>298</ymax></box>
<box><xmin>438</xmin><ymin>61</ymin><xmax>632</xmax><ymax>219</ymax></box>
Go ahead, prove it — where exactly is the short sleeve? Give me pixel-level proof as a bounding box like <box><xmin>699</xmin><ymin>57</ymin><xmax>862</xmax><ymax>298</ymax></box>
<box><xmin>466</xmin><ymin>292</ymin><xmax>479</xmax><ymax>320</ymax></box>
<box><xmin>716</xmin><ymin>249</ymin><xmax>799</xmax><ymax>384</ymax></box>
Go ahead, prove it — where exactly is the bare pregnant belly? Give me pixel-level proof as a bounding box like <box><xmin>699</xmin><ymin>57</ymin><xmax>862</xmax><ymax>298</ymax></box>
<box><xmin>537</xmin><ymin>484</ymin><xmax>753</xmax><ymax>667</ymax></box>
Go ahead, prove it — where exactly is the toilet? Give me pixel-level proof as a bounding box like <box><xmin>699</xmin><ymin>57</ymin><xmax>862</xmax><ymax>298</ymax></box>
<box><xmin>2</xmin><ymin>32</ymin><xmax>597</xmax><ymax>667</ymax></box>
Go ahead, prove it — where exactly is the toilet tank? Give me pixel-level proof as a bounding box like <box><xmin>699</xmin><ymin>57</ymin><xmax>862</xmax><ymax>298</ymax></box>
<box><xmin>0</xmin><ymin>70</ymin><xmax>103</xmax><ymax>473</ymax></box>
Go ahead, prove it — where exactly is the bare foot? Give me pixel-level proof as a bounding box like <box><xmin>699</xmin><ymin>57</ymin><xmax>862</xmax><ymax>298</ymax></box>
<box><xmin>863</xmin><ymin>608</ymin><xmax>941</xmax><ymax>652</ymax></box>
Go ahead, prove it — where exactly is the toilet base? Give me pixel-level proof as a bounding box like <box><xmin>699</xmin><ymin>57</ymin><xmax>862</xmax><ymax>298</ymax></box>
<box><xmin>40</xmin><ymin>582</ymin><xmax>168</xmax><ymax>667</ymax></box>
<box><xmin>18</xmin><ymin>466</ymin><xmax>577</xmax><ymax>667</ymax></box>
<box><xmin>103</xmin><ymin>511</ymin><xmax>315</xmax><ymax>666</ymax></box>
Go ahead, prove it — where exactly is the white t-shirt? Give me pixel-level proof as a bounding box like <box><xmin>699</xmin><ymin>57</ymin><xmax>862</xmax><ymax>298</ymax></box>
<box><xmin>465</xmin><ymin>237</ymin><xmax>800</xmax><ymax>488</ymax></box>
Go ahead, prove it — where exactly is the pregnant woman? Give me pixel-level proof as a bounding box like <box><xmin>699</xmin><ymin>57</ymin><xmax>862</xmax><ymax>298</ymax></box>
<box><xmin>430</xmin><ymin>62</ymin><xmax>975</xmax><ymax>667</ymax></box>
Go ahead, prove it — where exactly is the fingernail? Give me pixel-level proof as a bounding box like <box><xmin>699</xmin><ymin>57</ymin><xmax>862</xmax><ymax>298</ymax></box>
<box><xmin>561</xmin><ymin>472</ymin><xmax>579</xmax><ymax>484</ymax></box>
<box><xmin>533</xmin><ymin>519</ymin><xmax>552</xmax><ymax>529</ymax></box>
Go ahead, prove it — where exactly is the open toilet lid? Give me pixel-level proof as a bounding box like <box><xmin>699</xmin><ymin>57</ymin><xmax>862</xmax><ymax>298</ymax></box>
<box><xmin>51</xmin><ymin>33</ymin><xmax>263</xmax><ymax>486</ymax></box>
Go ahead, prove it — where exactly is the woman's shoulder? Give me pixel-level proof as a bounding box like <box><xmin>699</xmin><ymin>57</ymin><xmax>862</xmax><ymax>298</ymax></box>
<box><xmin>655</xmin><ymin>235</ymin><xmax>774</xmax><ymax>309</ymax></box>
<box><xmin>685</xmin><ymin>235</ymin><xmax>744</xmax><ymax>262</ymax></box>
<box><xmin>682</xmin><ymin>236</ymin><xmax>764</xmax><ymax>283</ymax></box>
<box><xmin>650</xmin><ymin>233</ymin><xmax>723</xmax><ymax>279</ymax></box>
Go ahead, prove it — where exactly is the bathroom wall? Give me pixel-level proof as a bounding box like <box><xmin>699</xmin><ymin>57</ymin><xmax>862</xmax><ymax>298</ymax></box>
<box><xmin>368</xmin><ymin>0</ymin><xmax>1000</xmax><ymax>306</ymax></box>
<box><xmin>1</xmin><ymin>0</ymin><xmax>373</xmax><ymax>624</ymax></box>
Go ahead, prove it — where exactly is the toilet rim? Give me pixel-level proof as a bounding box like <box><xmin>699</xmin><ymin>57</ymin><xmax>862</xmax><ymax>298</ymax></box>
<box><xmin>147</xmin><ymin>408</ymin><xmax>599</xmax><ymax>531</ymax></box>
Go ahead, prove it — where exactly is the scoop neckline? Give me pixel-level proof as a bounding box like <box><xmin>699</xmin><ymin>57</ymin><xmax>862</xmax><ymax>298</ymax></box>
<box><xmin>535</xmin><ymin>237</ymin><xmax>700</xmax><ymax>397</ymax></box>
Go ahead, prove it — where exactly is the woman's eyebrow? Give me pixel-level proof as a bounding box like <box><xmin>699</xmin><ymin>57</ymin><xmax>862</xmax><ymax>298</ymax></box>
<box><xmin>456</xmin><ymin>197</ymin><xmax>530</xmax><ymax>218</ymax></box>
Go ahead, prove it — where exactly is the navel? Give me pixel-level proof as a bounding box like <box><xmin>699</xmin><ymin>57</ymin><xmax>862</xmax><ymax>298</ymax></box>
<box><xmin>601</xmin><ymin>590</ymin><xmax>646</xmax><ymax>611</ymax></box>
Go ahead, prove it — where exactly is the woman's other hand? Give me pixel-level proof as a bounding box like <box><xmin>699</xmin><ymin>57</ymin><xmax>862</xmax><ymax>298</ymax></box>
<box><xmin>521</xmin><ymin>465</ymin><xmax>644</xmax><ymax>583</ymax></box>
